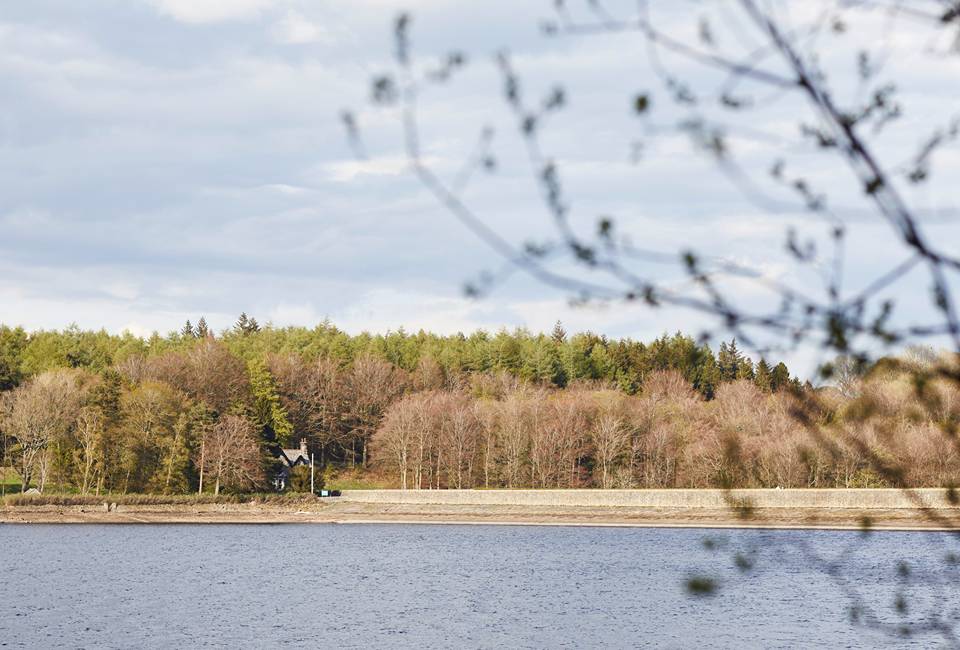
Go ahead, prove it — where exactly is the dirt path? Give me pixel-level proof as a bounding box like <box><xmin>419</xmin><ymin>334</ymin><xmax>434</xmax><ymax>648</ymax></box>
<box><xmin>2</xmin><ymin>501</ymin><xmax>958</xmax><ymax>530</ymax></box>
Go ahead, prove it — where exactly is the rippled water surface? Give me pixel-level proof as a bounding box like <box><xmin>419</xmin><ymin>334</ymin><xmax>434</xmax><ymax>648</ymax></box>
<box><xmin>3</xmin><ymin>524</ymin><xmax>959</xmax><ymax>648</ymax></box>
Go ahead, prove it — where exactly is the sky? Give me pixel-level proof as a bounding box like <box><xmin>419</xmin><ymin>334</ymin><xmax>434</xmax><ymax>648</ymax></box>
<box><xmin>1</xmin><ymin>1</ymin><xmax>958</xmax><ymax>376</ymax></box>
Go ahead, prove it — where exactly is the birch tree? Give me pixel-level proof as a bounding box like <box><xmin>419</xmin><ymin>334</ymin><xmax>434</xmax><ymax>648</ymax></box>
<box><xmin>591</xmin><ymin>412</ymin><xmax>629</xmax><ymax>489</ymax></box>
<box><xmin>1</xmin><ymin>370</ymin><xmax>82</xmax><ymax>492</ymax></box>
<box><xmin>202</xmin><ymin>414</ymin><xmax>261</xmax><ymax>496</ymax></box>
<box><xmin>75</xmin><ymin>405</ymin><xmax>103</xmax><ymax>494</ymax></box>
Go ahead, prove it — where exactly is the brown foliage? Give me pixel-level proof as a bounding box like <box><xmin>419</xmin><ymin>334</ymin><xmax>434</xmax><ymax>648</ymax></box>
<box><xmin>202</xmin><ymin>414</ymin><xmax>261</xmax><ymax>495</ymax></box>
<box><xmin>370</xmin><ymin>362</ymin><xmax>960</xmax><ymax>490</ymax></box>
<box><xmin>125</xmin><ymin>340</ymin><xmax>249</xmax><ymax>415</ymax></box>
<box><xmin>0</xmin><ymin>370</ymin><xmax>85</xmax><ymax>491</ymax></box>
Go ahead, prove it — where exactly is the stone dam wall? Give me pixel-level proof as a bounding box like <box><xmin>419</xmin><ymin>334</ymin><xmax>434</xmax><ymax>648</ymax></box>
<box><xmin>338</xmin><ymin>488</ymin><xmax>960</xmax><ymax>509</ymax></box>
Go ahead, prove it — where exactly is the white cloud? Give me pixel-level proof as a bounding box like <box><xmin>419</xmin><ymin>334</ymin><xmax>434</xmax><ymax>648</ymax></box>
<box><xmin>0</xmin><ymin>284</ymin><xmax>207</xmax><ymax>335</ymax></box>
<box><xmin>268</xmin><ymin>303</ymin><xmax>327</xmax><ymax>326</ymax></box>
<box><xmin>314</xmin><ymin>151</ymin><xmax>457</xmax><ymax>184</ymax></box>
<box><xmin>318</xmin><ymin>156</ymin><xmax>412</xmax><ymax>183</ymax></box>
<box><xmin>328</xmin><ymin>287</ymin><xmax>684</xmax><ymax>340</ymax></box>
<box><xmin>332</xmin><ymin>288</ymin><xmax>481</xmax><ymax>334</ymax></box>
<box><xmin>119</xmin><ymin>323</ymin><xmax>154</xmax><ymax>338</ymax></box>
<box><xmin>2</xmin><ymin>0</ymin><xmax>957</xmax><ymax>383</ymax></box>
<box><xmin>102</xmin><ymin>281</ymin><xmax>141</xmax><ymax>301</ymax></box>
<box><xmin>146</xmin><ymin>0</ymin><xmax>274</xmax><ymax>24</ymax></box>
<box><xmin>0</xmin><ymin>208</ymin><xmax>55</xmax><ymax>230</ymax></box>
<box><xmin>271</xmin><ymin>11</ymin><xmax>330</xmax><ymax>45</ymax></box>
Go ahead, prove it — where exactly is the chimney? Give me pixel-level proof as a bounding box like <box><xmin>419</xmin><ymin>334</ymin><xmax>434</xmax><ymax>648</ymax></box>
<box><xmin>300</xmin><ymin>438</ymin><xmax>308</xmax><ymax>457</ymax></box>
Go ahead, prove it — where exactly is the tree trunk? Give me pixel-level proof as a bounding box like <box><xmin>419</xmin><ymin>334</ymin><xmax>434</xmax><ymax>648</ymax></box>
<box><xmin>55</xmin><ymin>442</ymin><xmax>62</xmax><ymax>494</ymax></box>
<box><xmin>38</xmin><ymin>452</ymin><xmax>50</xmax><ymax>493</ymax></box>
<box><xmin>81</xmin><ymin>452</ymin><xmax>93</xmax><ymax>495</ymax></box>
<box><xmin>164</xmin><ymin>432</ymin><xmax>179</xmax><ymax>493</ymax></box>
<box><xmin>20</xmin><ymin>446</ymin><xmax>36</xmax><ymax>492</ymax></box>
<box><xmin>198</xmin><ymin>438</ymin><xmax>205</xmax><ymax>495</ymax></box>
<box><xmin>214</xmin><ymin>456</ymin><xmax>224</xmax><ymax>496</ymax></box>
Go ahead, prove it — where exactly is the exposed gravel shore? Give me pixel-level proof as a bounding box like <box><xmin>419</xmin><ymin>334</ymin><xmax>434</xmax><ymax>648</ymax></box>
<box><xmin>2</xmin><ymin>500</ymin><xmax>958</xmax><ymax>530</ymax></box>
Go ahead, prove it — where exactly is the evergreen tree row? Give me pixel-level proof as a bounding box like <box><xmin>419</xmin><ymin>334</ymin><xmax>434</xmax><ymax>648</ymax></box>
<box><xmin>0</xmin><ymin>316</ymin><xmax>800</xmax><ymax>398</ymax></box>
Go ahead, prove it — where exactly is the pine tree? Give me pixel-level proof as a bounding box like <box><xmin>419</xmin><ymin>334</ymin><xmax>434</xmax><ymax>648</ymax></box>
<box><xmin>90</xmin><ymin>369</ymin><xmax>123</xmax><ymax>426</ymax></box>
<box><xmin>234</xmin><ymin>312</ymin><xmax>250</xmax><ymax>335</ymax></box>
<box><xmin>234</xmin><ymin>313</ymin><xmax>260</xmax><ymax>336</ymax></box>
<box><xmin>736</xmin><ymin>358</ymin><xmax>755</xmax><ymax>381</ymax></box>
<box><xmin>521</xmin><ymin>336</ymin><xmax>565</xmax><ymax>386</ymax></box>
<box><xmin>771</xmin><ymin>362</ymin><xmax>790</xmax><ymax>391</ymax></box>
<box><xmin>180</xmin><ymin>320</ymin><xmax>195</xmax><ymax>339</ymax></box>
<box><xmin>492</xmin><ymin>330</ymin><xmax>522</xmax><ymax>372</ymax></box>
<box><xmin>562</xmin><ymin>334</ymin><xmax>595</xmax><ymax>382</ymax></box>
<box><xmin>694</xmin><ymin>353</ymin><xmax>722</xmax><ymax>399</ymax></box>
<box><xmin>196</xmin><ymin>317</ymin><xmax>210</xmax><ymax>339</ymax></box>
<box><xmin>754</xmin><ymin>359</ymin><xmax>773</xmax><ymax>392</ymax></box>
<box><xmin>717</xmin><ymin>339</ymin><xmax>743</xmax><ymax>382</ymax></box>
<box><xmin>551</xmin><ymin>320</ymin><xmax>567</xmax><ymax>344</ymax></box>
<box><xmin>247</xmin><ymin>359</ymin><xmax>293</xmax><ymax>445</ymax></box>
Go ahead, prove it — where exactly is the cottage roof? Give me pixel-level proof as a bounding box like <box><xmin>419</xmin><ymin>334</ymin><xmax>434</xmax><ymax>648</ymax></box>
<box><xmin>277</xmin><ymin>438</ymin><xmax>311</xmax><ymax>468</ymax></box>
<box><xmin>279</xmin><ymin>448</ymin><xmax>310</xmax><ymax>467</ymax></box>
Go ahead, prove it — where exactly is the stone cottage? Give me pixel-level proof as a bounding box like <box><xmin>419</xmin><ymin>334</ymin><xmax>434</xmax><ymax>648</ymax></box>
<box><xmin>274</xmin><ymin>438</ymin><xmax>312</xmax><ymax>491</ymax></box>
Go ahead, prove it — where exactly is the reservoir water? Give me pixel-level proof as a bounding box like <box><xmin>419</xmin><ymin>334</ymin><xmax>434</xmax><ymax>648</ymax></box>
<box><xmin>2</xmin><ymin>524</ymin><xmax>958</xmax><ymax>648</ymax></box>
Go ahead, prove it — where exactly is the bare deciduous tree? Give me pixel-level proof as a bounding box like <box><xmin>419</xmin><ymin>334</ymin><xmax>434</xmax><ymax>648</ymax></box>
<box><xmin>441</xmin><ymin>391</ymin><xmax>477</xmax><ymax>489</ymax></box>
<box><xmin>270</xmin><ymin>354</ymin><xmax>348</xmax><ymax>465</ymax></box>
<box><xmin>498</xmin><ymin>387</ymin><xmax>533</xmax><ymax>488</ymax></box>
<box><xmin>473</xmin><ymin>397</ymin><xmax>500</xmax><ymax>488</ymax></box>
<box><xmin>0</xmin><ymin>370</ymin><xmax>83</xmax><ymax>492</ymax></box>
<box><xmin>347</xmin><ymin>355</ymin><xmax>407</xmax><ymax>468</ymax></box>
<box><xmin>202</xmin><ymin>414</ymin><xmax>261</xmax><ymax>496</ymax></box>
<box><xmin>590</xmin><ymin>409</ymin><xmax>629</xmax><ymax>489</ymax></box>
<box><xmin>75</xmin><ymin>405</ymin><xmax>103</xmax><ymax>494</ymax></box>
<box><xmin>373</xmin><ymin>393</ymin><xmax>419</xmax><ymax>489</ymax></box>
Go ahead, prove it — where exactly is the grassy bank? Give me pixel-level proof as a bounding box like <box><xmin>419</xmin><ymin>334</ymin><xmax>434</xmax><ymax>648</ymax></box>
<box><xmin>323</xmin><ymin>469</ymin><xmax>390</xmax><ymax>491</ymax></box>
<box><xmin>2</xmin><ymin>499</ymin><xmax>955</xmax><ymax>530</ymax></box>
<box><xmin>2</xmin><ymin>492</ymin><xmax>319</xmax><ymax>507</ymax></box>
<box><xmin>3</xmin><ymin>488</ymin><xmax>960</xmax><ymax>530</ymax></box>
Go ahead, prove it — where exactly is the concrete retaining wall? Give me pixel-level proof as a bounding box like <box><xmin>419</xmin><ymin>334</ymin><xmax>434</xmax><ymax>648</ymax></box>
<box><xmin>338</xmin><ymin>488</ymin><xmax>960</xmax><ymax>509</ymax></box>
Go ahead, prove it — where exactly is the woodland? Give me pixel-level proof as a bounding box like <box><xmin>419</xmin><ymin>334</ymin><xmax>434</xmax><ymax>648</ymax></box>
<box><xmin>1</xmin><ymin>316</ymin><xmax>951</xmax><ymax>494</ymax></box>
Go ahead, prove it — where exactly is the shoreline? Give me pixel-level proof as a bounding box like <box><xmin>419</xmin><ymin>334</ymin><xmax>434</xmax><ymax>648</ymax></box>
<box><xmin>3</xmin><ymin>500</ymin><xmax>959</xmax><ymax>531</ymax></box>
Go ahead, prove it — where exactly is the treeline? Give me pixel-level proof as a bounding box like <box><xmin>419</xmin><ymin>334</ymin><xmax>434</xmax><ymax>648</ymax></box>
<box><xmin>0</xmin><ymin>317</ymin><xmax>797</xmax><ymax>398</ymax></box>
<box><xmin>372</xmin><ymin>366</ymin><xmax>960</xmax><ymax>490</ymax></box>
<box><xmin>0</xmin><ymin>316</ymin><xmax>804</xmax><ymax>494</ymax></box>
<box><xmin>0</xmin><ymin>316</ymin><xmax>956</xmax><ymax>492</ymax></box>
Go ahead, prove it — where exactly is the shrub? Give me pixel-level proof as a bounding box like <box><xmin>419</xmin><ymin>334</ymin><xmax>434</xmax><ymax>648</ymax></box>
<box><xmin>289</xmin><ymin>465</ymin><xmax>322</xmax><ymax>492</ymax></box>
